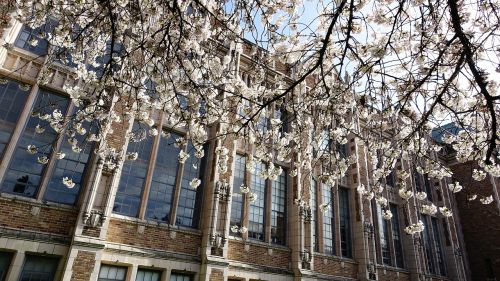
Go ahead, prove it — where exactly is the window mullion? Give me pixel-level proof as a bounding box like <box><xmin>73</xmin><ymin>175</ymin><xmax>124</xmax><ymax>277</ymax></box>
<box><xmin>0</xmin><ymin>84</ymin><xmax>39</xmax><ymax>184</ymax></box>
<box><xmin>138</xmin><ymin>114</ymin><xmax>164</xmax><ymax>219</ymax></box>
<box><xmin>265</xmin><ymin>176</ymin><xmax>272</xmax><ymax>243</ymax></box>
<box><xmin>35</xmin><ymin>102</ymin><xmax>76</xmax><ymax>200</ymax></box>
<box><xmin>333</xmin><ymin>184</ymin><xmax>341</xmax><ymax>256</ymax></box>
<box><xmin>242</xmin><ymin>152</ymin><xmax>252</xmax><ymax>240</ymax></box>
<box><xmin>170</xmin><ymin>139</ymin><xmax>187</xmax><ymax>226</ymax></box>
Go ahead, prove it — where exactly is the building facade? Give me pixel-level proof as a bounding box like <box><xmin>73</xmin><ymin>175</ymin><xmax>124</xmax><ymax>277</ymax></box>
<box><xmin>0</xmin><ymin>16</ymin><xmax>470</xmax><ymax>281</ymax></box>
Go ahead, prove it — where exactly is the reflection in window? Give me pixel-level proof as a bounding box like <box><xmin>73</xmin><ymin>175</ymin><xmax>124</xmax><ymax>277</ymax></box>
<box><xmin>230</xmin><ymin>155</ymin><xmax>246</xmax><ymax>231</ymax></box>
<box><xmin>271</xmin><ymin>168</ymin><xmax>286</xmax><ymax>244</ymax></box>
<box><xmin>339</xmin><ymin>188</ymin><xmax>352</xmax><ymax>258</ymax></box>
<box><xmin>431</xmin><ymin>217</ymin><xmax>446</xmax><ymax>275</ymax></box>
<box><xmin>98</xmin><ymin>265</ymin><xmax>127</xmax><ymax>281</ymax></box>
<box><xmin>2</xmin><ymin>90</ymin><xmax>69</xmax><ymax>198</ymax></box>
<box><xmin>45</xmin><ymin>118</ymin><xmax>94</xmax><ymax>205</ymax></box>
<box><xmin>14</xmin><ymin>20</ymin><xmax>57</xmax><ymax>56</ymax></box>
<box><xmin>248</xmin><ymin>162</ymin><xmax>266</xmax><ymax>241</ymax></box>
<box><xmin>146</xmin><ymin>131</ymin><xmax>181</xmax><ymax>223</ymax></box>
<box><xmin>19</xmin><ymin>255</ymin><xmax>59</xmax><ymax>281</ymax></box>
<box><xmin>377</xmin><ymin>205</ymin><xmax>391</xmax><ymax>265</ymax></box>
<box><xmin>422</xmin><ymin>215</ymin><xmax>436</xmax><ymax>274</ymax></box>
<box><xmin>0</xmin><ymin>78</ymin><xmax>30</xmax><ymax>159</ymax></box>
<box><xmin>322</xmin><ymin>184</ymin><xmax>334</xmax><ymax>254</ymax></box>
<box><xmin>176</xmin><ymin>141</ymin><xmax>206</xmax><ymax>228</ymax></box>
<box><xmin>113</xmin><ymin>123</ymin><xmax>154</xmax><ymax>217</ymax></box>
<box><xmin>390</xmin><ymin>204</ymin><xmax>405</xmax><ymax>268</ymax></box>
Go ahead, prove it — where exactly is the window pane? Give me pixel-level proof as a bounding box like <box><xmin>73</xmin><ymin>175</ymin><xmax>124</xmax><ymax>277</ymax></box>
<box><xmin>431</xmin><ymin>217</ymin><xmax>446</xmax><ymax>275</ymax></box>
<box><xmin>310</xmin><ymin>179</ymin><xmax>318</xmax><ymax>251</ymax></box>
<box><xmin>248</xmin><ymin>162</ymin><xmax>266</xmax><ymax>241</ymax></box>
<box><xmin>377</xmin><ymin>205</ymin><xmax>391</xmax><ymax>265</ymax></box>
<box><xmin>2</xmin><ymin>90</ymin><xmax>69</xmax><ymax>198</ymax></box>
<box><xmin>98</xmin><ymin>265</ymin><xmax>127</xmax><ymax>281</ymax></box>
<box><xmin>271</xmin><ymin>168</ymin><xmax>286</xmax><ymax>244</ymax></box>
<box><xmin>390</xmin><ymin>204</ymin><xmax>405</xmax><ymax>268</ymax></box>
<box><xmin>322</xmin><ymin>184</ymin><xmax>334</xmax><ymax>254</ymax></box>
<box><xmin>422</xmin><ymin>216</ymin><xmax>436</xmax><ymax>274</ymax></box>
<box><xmin>136</xmin><ymin>269</ymin><xmax>161</xmax><ymax>281</ymax></box>
<box><xmin>170</xmin><ymin>273</ymin><xmax>192</xmax><ymax>281</ymax></box>
<box><xmin>19</xmin><ymin>255</ymin><xmax>59</xmax><ymax>281</ymax></box>
<box><xmin>146</xmin><ymin>131</ymin><xmax>181</xmax><ymax>223</ymax></box>
<box><xmin>176</xmin><ymin>141</ymin><xmax>206</xmax><ymax>228</ymax></box>
<box><xmin>0</xmin><ymin>252</ymin><xmax>12</xmax><ymax>281</ymax></box>
<box><xmin>44</xmin><ymin>115</ymin><xmax>94</xmax><ymax>205</ymax></box>
<box><xmin>339</xmin><ymin>188</ymin><xmax>352</xmax><ymax>258</ymax></box>
<box><xmin>14</xmin><ymin>20</ymin><xmax>57</xmax><ymax>56</ymax></box>
<box><xmin>0</xmin><ymin>78</ymin><xmax>30</xmax><ymax>159</ymax></box>
<box><xmin>113</xmin><ymin>122</ymin><xmax>153</xmax><ymax>217</ymax></box>
<box><xmin>230</xmin><ymin>155</ymin><xmax>246</xmax><ymax>231</ymax></box>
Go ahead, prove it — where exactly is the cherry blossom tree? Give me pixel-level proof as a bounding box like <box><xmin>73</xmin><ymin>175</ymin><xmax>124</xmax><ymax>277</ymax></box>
<box><xmin>6</xmin><ymin>0</ymin><xmax>500</xmax><ymax>232</ymax></box>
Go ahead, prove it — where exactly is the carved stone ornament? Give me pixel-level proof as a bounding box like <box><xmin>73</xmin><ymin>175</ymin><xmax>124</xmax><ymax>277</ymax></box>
<box><xmin>82</xmin><ymin>210</ymin><xmax>106</xmax><ymax>228</ymax></box>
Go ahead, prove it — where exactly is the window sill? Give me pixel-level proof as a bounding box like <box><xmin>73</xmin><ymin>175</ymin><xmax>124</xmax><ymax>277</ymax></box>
<box><xmin>0</xmin><ymin>192</ymin><xmax>78</xmax><ymax>212</ymax></box>
<box><xmin>227</xmin><ymin>235</ymin><xmax>291</xmax><ymax>251</ymax></box>
<box><xmin>110</xmin><ymin>213</ymin><xmax>202</xmax><ymax>235</ymax></box>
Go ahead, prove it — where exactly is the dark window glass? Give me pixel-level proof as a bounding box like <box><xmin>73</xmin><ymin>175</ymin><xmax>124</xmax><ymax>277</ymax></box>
<box><xmin>0</xmin><ymin>252</ymin><xmax>12</xmax><ymax>281</ymax></box>
<box><xmin>248</xmin><ymin>162</ymin><xmax>266</xmax><ymax>241</ymax></box>
<box><xmin>422</xmin><ymin>216</ymin><xmax>436</xmax><ymax>274</ymax></box>
<box><xmin>176</xmin><ymin>141</ymin><xmax>205</xmax><ymax>228</ymax></box>
<box><xmin>386</xmin><ymin>170</ymin><xmax>395</xmax><ymax>187</ymax></box>
<box><xmin>431</xmin><ymin>217</ymin><xmax>446</xmax><ymax>275</ymax></box>
<box><xmin>339</xmin><ymin>188</ymin><xmax>352</xmax><ymax>258</ymax></box>
<box><xmin>322</xmin><ymin>184</ymin><xmax>334</xmax><ymax>254</ymax></box>
<box><xmin>19</xmin><ymin>255</ymin><xmax>59</xmax><ymax>281</ymax></box>
<box><xmin>390</xmin><ymin>204</ymin><xmax>405</xmax><ymax>268</ymax></box>
<box><xmin>424</xmin><ymin>175</ymin><xmax>433</xmax><ymax>201</ymax></box>
<box><xmin>113</xmin><ymin>123</ymin><xmax>153</xmax><ymax>217</ymax></box>
<box><xmin>170</xmin><ymin>273</ymin><xmax>192</xmax><ymax>281</ymax></box>
<box><xmin>310</xmin><ymin>179</ymin><xmax>318</xmax><ymax>251</ymax></box>
<box><xmin>413</xmin><ymin>168</ymin><xmax>422</xmax><ymax>192</ymax></box>
<box><xmin>136</xmin><ymin>269</ymin><xmax>161</xmax><ymax>281</ymax></box>
<box><xmin>378</xmin><ymin>205</ymin><xmax>391</xmax><ymax>265</ymax></box>
<box><xmin>45</xmin><ymin>118</ymin><xmax>93</xmax><ymax>205</ymax></box>
<box><xmin>271</xmin><ymin>168</ymin><xmax>286</xmax><ymax>244</ymax></box>
<box><xmin>230</xmin><ymin>155</ymin><xmax>246</xmax><ymax>231</ymax></box>
<box><xmin>2</xmin><ymin>90</ymin><xmax>69</xmax><ymax>198</ymax></box>
<box><xmin>337</xmin><ymin>143</ymin><xmax>347</xmax><ymax>158</ymax></box>
<box><xmin>0</xmin><ymin>78</ymin><xmax>30</xmax><ymax>159</ymax></box>
<box><xmin>98</xmin><ymin>265</ymin><xmax>127</xmax><ymax>281</ymax></box>
<box><xmin>14</xmin><ymin>20</ymin><xmax>57</xmax><ymax>56</ymax></box>
<box><xmin>145</xmin><ymin>131</ymin><xmax>181</xmax><ymax>223</ymax></box>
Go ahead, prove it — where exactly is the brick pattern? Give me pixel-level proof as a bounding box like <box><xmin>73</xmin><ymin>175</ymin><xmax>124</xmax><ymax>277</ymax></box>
<box><xmin>227</xmin><ymin>240</ymin><xmax>290</xmax><ymax>269</ymax></box>
<box><xmin>312</xmin><ymin>255</ymin><xmax>357</xmax><ymax>278</ymax></box>
<box><xmin>82</xmin><ymin>226</ymin><xmax>100</xmax><ymax>237</ymax></box>
<box><xmin>70</xmin><ymin>250</ymin><xmax>96</xmax><ymax>281</ymax></box>
<box><xmin>377</xmin><ymin>268</ymin><xmax>410</xmax><ymax>281</ymax></box>
<box><xmin>0</xmin><ymin>198</ymin><xmax>77</xmax><ymax>235</ymax></box>
<box><xmin>451</xmin><ymin>162</ymin><xmax>500</xmax><ymax>281</ymax></box>
<box><xmin>107</xmin><ymin>218</ymin><xmax>201</xmax><ymax>255</ymax></box>
<box><xmin>209</xmin><ymin>269</ymin><xmax>224</xmax><ymax>281</ymax></box>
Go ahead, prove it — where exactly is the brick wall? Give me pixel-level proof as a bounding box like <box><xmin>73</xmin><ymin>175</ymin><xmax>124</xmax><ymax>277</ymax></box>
<box><xmin>312</xmin><ymin>255</ymin><xmax>357</xmax><ymax>278</ymax></box>
<box><xmin>106</xmin><ymin>218</ymin><xmax>201</xmax><ymax>256</ymax></box>
<box><xmin>227</xmin><ymin>240</ymin><xmax>290</xmax><ymax>270</ymax></box>
<box><xmin>70</xmin><ymin>250</ymin><xmax>96</xmax><ymax>281</ymax></box>
<box><xmin>0</xmin><ymin>198</ymin><xmax>77</xmax><ymax>235</ymax></box>
<box><xmin>82</xmin><ymin>226</ymin><xmax>100</xmax><ymax>238</ymax></box>
<box><xmin>377</xmin><ymin>268</ymin><xmax>410</xmax><ymax>281</ymax></box>
<box><xmin>209</xmin><ymin>269</ymin><xmax>224</xmax><ymax>281</ymax></box>
<box><xmin>450</xmin><ymin>162</ymin><xmax>500</xmax><ymax>281</ymax></box>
